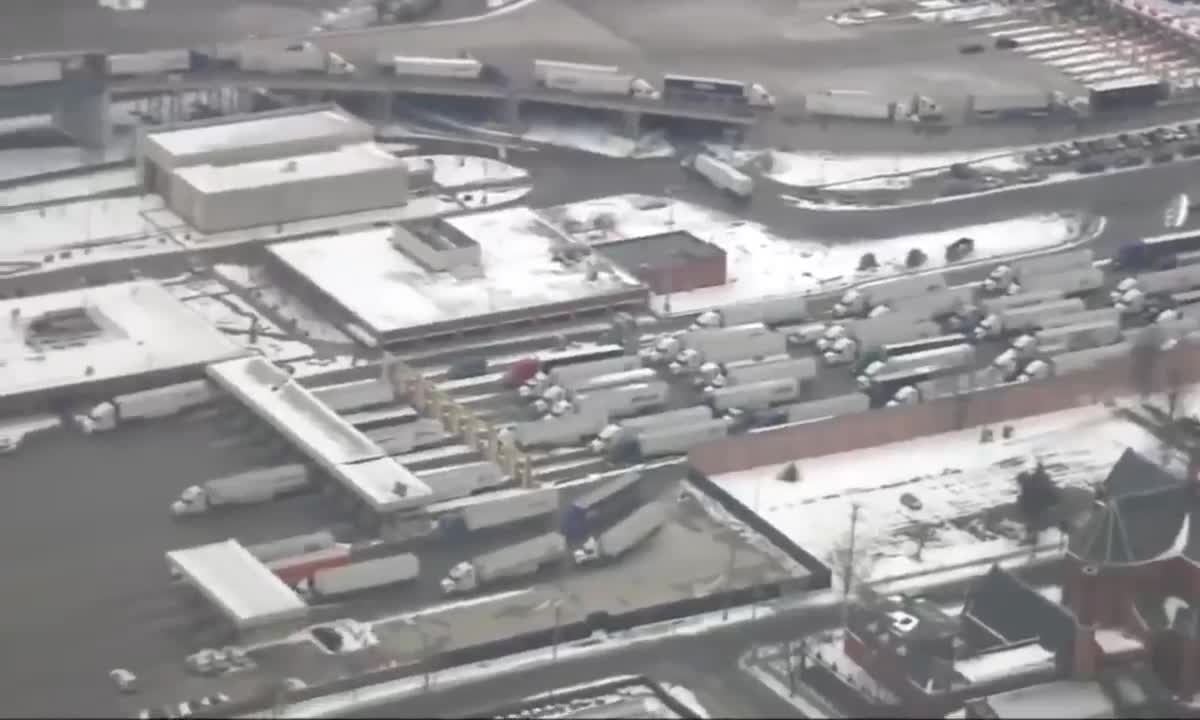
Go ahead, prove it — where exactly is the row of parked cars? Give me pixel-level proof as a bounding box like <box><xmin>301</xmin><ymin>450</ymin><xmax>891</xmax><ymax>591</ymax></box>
<box><xmin>1023</xmin><ymin>122</ymin><xmax>1200</xmax><ymax>172</ymax></box>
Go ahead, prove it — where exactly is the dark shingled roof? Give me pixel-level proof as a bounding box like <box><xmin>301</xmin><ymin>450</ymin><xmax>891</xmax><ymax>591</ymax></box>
<box><xmin>1068</xmin><ymin>450</ymin><xmax>1193</xmax><ymax>568</ymax></box>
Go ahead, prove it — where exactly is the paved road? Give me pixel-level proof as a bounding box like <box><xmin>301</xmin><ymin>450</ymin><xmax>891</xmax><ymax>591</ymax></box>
<box><xmin>343</xmin><ymin>563</ymin><xmax>1064</xmax><ymax>718</ymax></box>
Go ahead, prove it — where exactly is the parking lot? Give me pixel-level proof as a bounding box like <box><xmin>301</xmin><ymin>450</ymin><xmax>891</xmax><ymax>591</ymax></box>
<box><xmin>1021</xmin><ymin>120</ymin><xmax>1200</xmax><ymax>172</ymax></box>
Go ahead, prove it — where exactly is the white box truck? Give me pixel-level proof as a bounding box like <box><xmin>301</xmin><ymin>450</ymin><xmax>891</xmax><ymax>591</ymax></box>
<box><xmin>385</xmin><ymin>56</ymin><xmax>484</xmax><ymax>80</ymax></box>
<box><xmin>692</xmin><ymin>294</ymin><xmax>810</xmax><ymax>328</ymax></box>
<box><xmin>708</xmin><ymin>377</ymin><xmax>802</xmax><ymax>412</ymax></box>
<box><xmin>805</xmin><ymin>91</ymin><xmax>896</xmax><ymax>121</ymax></box>
<box><xmin>833</xmin><ymin>273</ymin><xmax>948</xmax><ymax>318</ymax></box>
<box><xmin>78</xmin><ymin>380</ymin><xmax>218</xmax><ymax>433</ymax></box>
<box><xmin>508</xmin><ymin>406</ymin><xmax>607</xmax><ymax>448</ymax></box>
<box><xmin>433</xmin><ymin>486</ymin><xmax>562</xmax><ymax>534</ymax></box>
<box><xmin>857</xmin><ymin>344</ymin><xmax>975</xmax><ymax>389</ymax></box>
<box><xmin>301</xmin><ymin>554</ymin><xmax>420</xmax><ymax>597</ymax></box>
<box><xmin>542</xmin><ymin>68</ymin><xmax>658</xmax><ymax>99</ymax></box>
<box><xmin>171</xmin><ymin>464</ymin><xmax>310</xmax><ymax>516</ymax></box>
<box><xmin>441</xmin><ymin>532</ymin><xmax>567</xmax><ymax>594</ymax></box>
<box><xmin>573</xmin><ymin>503</ymin><xmax>666</xmax><ymax>565</ymax></box>
<box><xmin>575</xmin><ymin>381</ymin><xmax>669</xmax><ymax>419</ymax></box>
<box><xmin>723</xmin><ymin>357</ymin><xmax>818</xmax><ymax>387</ymax></box>
<box><xmin>417</xmin><ymin>460</ymin><xmax>507</xmax><ymax>501</ymax></box>
<box><xmin>107</xmin><ymin>50</ymin><xmax>191</xmax><ymax>76</ymax></box>
<box><xmin>973</xmin><ymin>298</ymin><xmax>1087</xmax><ymax>340</ymax></box>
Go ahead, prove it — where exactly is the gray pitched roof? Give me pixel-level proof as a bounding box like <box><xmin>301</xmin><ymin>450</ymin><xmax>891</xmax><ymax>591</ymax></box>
<box><xmin>1104</xmin><ymin>449</ymin><xmax>1182</xmax><ymax>499</ymax></box>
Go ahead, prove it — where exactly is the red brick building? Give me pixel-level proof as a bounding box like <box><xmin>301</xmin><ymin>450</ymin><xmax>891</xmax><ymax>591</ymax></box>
<box><xmin>1063</xmin><ymin>448</ymin><xmax>1200</xmax><ymax>696</ymax></box>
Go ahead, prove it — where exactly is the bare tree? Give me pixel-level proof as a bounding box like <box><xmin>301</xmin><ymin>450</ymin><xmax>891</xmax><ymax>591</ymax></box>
<box><xmin>827</xmin><ymin>505</ymin><xmax>875</xmax><ymax>615</ymax></box>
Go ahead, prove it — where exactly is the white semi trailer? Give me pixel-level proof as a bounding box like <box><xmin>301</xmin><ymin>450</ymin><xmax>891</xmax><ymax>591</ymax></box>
<box><xmin>685</xmin><ymin>154</ymin><xmax>754</xmax><ymax>198</ymax></box>
<box><xmin>574</xmin><ymin>503</ymin><xmax>666</xmax><ymax>565</ymax></box>
<box><xmin>171</xmin><ymin>465</ymin><xmax>310</xmax><ymax>516</ymax></box>
<box><xmin>441</xmin><ymin>532</ymin><xmax>567</xmax><ymax>594</ymax></box>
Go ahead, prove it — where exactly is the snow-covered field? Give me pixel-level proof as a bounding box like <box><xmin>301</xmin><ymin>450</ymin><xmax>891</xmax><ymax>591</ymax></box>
<box><xmin>0</xmin><ymin>141</ymin><xmax>133</xmax><ymax>183</ymax></box>
<box><xmin>544</xmin><ymin>194</ymin><xmax>1085</xmax><ymax>315</ymax></box>
<box><xmin>764</xmin><ymin>149</ymin><xmax>1027</xmax><ymax>190</ymax></box>
<box><xmin>0</xmin><ymin>167</ymin><xmax>139</xmax><ymax>208</ymax></box>
<box><xmin>404</xmin><ymin>154</ymin><xmax>530</xmax><ymax>189</ymax></box>
<box><xmin>709</xmin><ymin>404</ymin><xmax>1184</xmax><ymax>587</ymax></box>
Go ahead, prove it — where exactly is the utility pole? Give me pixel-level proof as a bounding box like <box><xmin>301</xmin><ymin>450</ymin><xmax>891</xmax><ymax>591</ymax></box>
<box><xmin>841</xmin><ymin>502</ymin><xmax>861</xmax><ymax>629</ymax></box>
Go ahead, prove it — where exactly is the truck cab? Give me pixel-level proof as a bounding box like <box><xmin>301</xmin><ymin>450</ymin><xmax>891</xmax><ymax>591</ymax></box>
<box><xmin>573</xmin><ymin>537</ymin><xmax>602</xmax><ymax>564</ymax></box>
<box><xmin>832</xmin><ymin>289</ymin><xmax>866</xmax><ymax>318</ymax></box>
<box><xmin>747</xmin><ymin>83</ymin><xmax>775</xmax><ymax>108</ymax></box>
<box><xmin>822</xmin><ymin>336</ymin><xmax>859</xmax><ymax>365</ymax></box>
<box><xmin>171</xmin><ymin>486</ymin><xmax>209</xmax><ymax>516</ymax></box>
<box><xmin>441</xmin><ymin>562</ymin><xmax>476</xmax><ymax>594</ymax></box>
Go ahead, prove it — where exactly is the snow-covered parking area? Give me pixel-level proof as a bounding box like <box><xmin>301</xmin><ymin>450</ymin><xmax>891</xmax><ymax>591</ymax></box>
<box><xmin>708</xmin><ymin>404</ymin><xmax>1186</xmax><ymax>586</ymax></box>
<box><xmin>764</xmin><ymin>149</ymin><xmax>1028</xmax><ymax>191</ymax></box>
<box><xmin>541</xmin><ymin>194</ymin><xmax>1088</xmax><ymax>315</ymax></box>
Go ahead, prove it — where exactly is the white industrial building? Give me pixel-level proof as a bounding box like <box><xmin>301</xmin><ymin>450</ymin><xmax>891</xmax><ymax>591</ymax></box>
<box><xmin>135</xmin><ymin>104</ymin><xmax>410</xmax><ymax>232</ymax></box>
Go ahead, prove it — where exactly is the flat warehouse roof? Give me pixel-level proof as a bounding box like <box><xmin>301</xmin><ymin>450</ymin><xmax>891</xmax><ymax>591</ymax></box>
<box><xmin>266</xmin><ymin>206</ymin><xmax>645</xmax><ymax>340</ymax></box>
<box><xmin>207</xmin><ymin>356</ymin><xmax>432</xmax><ymax>512</ymax></box>
<box><xmin>173</xmin><ymin>142</ymin><xmax>404</xmax><ymax>193</ymax></box>
<box><xmin>596</xmin><ymin>230</ymin><xmax>725</xmax><ymax>272</ymax></box>
<box><xmin>0</xmin><ymin>281</ymin><xmax>245</xmax><ymax>400</ymax></box>
<box><xmin>166</xmin><ymin>540</ymin><xmax>307</xmax><ymax>629</ymax></box>
<box><xmin>1088</xmin><ymin>75</ymin><xmax>1161</xmax><ymax>92</ymax></box>
<box><xmin>146</xmin><ymin>108</ymin><xmax>368</xmax><ymax>159</ymax></box>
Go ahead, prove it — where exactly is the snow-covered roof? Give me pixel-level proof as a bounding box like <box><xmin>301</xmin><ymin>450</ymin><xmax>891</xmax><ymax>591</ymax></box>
<box><xmin>146</xmin><ymin>108</ymin><xmax>368</xmax><ymax>159</ymax></box>
<box><xmin>172</xmin><ymin>142</ymin><xmax>404</xmax><ymax>194</ymax></box>
<box><xmin>166</xmin><ymin>539</ymin><xmax>307</xmax><ymax>629</ymax></box>
<box><xmin>0</xmin><ymin>281</ymin><xmax>245</xmax><ymax>399</ymax></box>
<box><xmin>207</xmin><ymin>356</ymin><xmax>432</xmax><ymax>512</ymax></box>
<box><xmin>983</xmin><ymin>680</ymin><xmax>1114</xmax><ymax>719</ymax></box>
<box><xmin>266</xmin><ymin>207</ymin><xmax>645</xmax><ymax>341</ymax></box>
<box><xmin>954</xmin><ymin>643</ymin><xmax>1056</xmax><ymax>685</ymax></box>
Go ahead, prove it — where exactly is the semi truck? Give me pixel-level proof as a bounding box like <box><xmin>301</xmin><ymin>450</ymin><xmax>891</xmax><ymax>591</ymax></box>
<box><xmin>171</xmin><ymin>464</ymin><xmax>311</xmax><ymax>516</ymax></box>
<box><xmin>246</xmin><ymin>531</ymin><xmax>337</xmax><ymax>564</ymax></box>
<box><xmin>1116</xmin><ymin>229</ymin><xmax>1200</xmax><ymax>271</ymax></box>
<box><xmin>779</xmin><ymin>393</ymin><xmax>871</xmax><ymax>424</ymax></box>
<box><xmin>702</xmin><ymin>356</ymin><xmax>818</xmax><ymax>390</ymax></box>
<box><xmin>589</xmin><ymin>406</ymin><xmax>713</xmax><ymax>454</ymax></box>
<box><xmin>648</xmin><ymin>322</ymin><xmax>779</xmax><ymax>365</ymax></box>
<box><xmin>662</xmin><ymin>73</ymin><xmax>775</xmax><ymax>107</ymax></box>
<box><xmin>533</xmin><ymin>59</ymin><xmax>620</xmax><ymax>83</ymax></box>
<box><xmin>1044</xmin><ymin>341</ymin><xmax>1134</xmax><ymax>376</ymax></box>
<box><xmin>268</xmin><ymin>546</ymin><xmax>352</xmax><ymax>587</ymax></box>
<box><xmin>1012</xmin><ymin>267</ymin><xmax>1104</xmax><ymax>298</ymax></box>
<box><xmin>0</xmin><ymin>414</ymin><xmax>61</xmax><ymax>455</ymax></box>
<box><xmin>832</xmin><ymin>273</ymin><xmax>948</xmax><ymax>318</ymax></box>
<box><xmin>505</xmin><ymin>344</ymin><xmax>627</xmax><ymax>388</ymax></box>
<box><xmin>857</xmin><ymin>343</ymin><xmax>975</xmax><ymax>389</ymax></box>
<box><xmin>818</xmin><ymin>313</ymin><xmax>944</xmax><ymax>365</ymax></box>
<box><xmin>684</xmin><ymin>153</ymin><xmax>754</xmax><ymax>199</ymax></box>
<box><xmin>573</xmin><ymin>503</ymin><xmax>666</xmax><ymax>565</ymax></box>
<box><xmin>574</xmin><ymin>381</ymin><xmax>670</xmax><ymax>419</ymax></box>
<box><xmin>972</xmin><ymin>91</ymin><xmax>1059</xmax><ymax>118</ymax></box>
<box><xmin>1112</xmin><ymin>265</ymin><xmax>1200</xmax><ymax>314</ymax></box>
<box><xmin>382</xmin><ymin>55</ymin><xmax>484</xmax><ymax>80</ymax></box>
<box><xmin>237</xmin><ymin>42</ymin><xmax>354</xmax><ymax>75</ymax></box>
<box><xmin>77</xmin><ymin>380</ymin><xmax>218</xmax><ymax>433</ymax></box>
<box><xmin>691</xmin><ymin>294</ymin><xmax>810</xmax><ymax>329</ymax></box>
<box><xmin>519</xmin><ymin>354</ymin><xmax>644</xmax><ymax>399</ymax></box>
<box><xmin>972</xmin><ymin>298</ymin><xmax>1087</xmax><ymax>340</ymax></box>
<box><xmin>539</xmin><ymin>66</ymin><xmax>658</xmax><ymax>99</ymax></box>
<box><xmin>311</xmin><ymin>378</ymin><xmax>394</xmax><ymax>413</ymax></box>
<box><xmin>440</xmin><ymin>532</ymin><xmax>567</xmax><ymax>594</ymax></box>
<box><xmin>0</xmin><ymin>60</ymin><xmax>62</xmax><ymax>87</ymax></box>
<box><xmin>417</xmin><ymin>460</ymin><xmax>508</xmax><ymax>502</ymax></box>
<box><xmin>708</xmin><ymin>377</ymin><xmax>802</xmax><ymax>412</ymax></box>
<box><xmin>805</xmin><ymin>91</ymin><xmax>897</xmax><ymax>121</ymax></box>
<box><xmin>668</xmin><ymin>327</ymin><xmax>789</xmax><ymax>372</ymax></box>
<box><xmin>433</xmin><ymin>486</ymin><xmax>562</xmax><ymax>536</ymax></box>
<box><xmin>506</xmin><ymin>406</ymin><xmax>607</xmax><ymax>448</ymax></box>
<box><xmin>1027</xmin><ymin>317</ymin><xmax>1122</xmax><ymax>353</ymax></box>
<box><xmin>299</xmin><ymin>554</ymin><xmax>421</xmax><ymax>598</ymax></box>
<box><xmin>984</xmin><ymin>249</ymin><xmax>1095</xmax><ymax>294</ymax></box>
<box><xmin>611</xmin><ymin>417</ymin><xmax>733</xmax><ymax>461</ymax></box>
<box><xmin>892</xmin><ymin>286</ymin><xmax>975</xmax><ymax>322</ymax></box>
<box><xmin>107</xmin><ymin>50</ymin><xmax>192</xmax><ymax>76</ymax></box>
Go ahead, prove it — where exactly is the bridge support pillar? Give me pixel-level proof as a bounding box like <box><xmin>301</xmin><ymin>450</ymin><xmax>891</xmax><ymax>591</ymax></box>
<box><xmin>372</xmin><ymin>92</ymin><xmax>394</xmax><ymax>125</ymax></box>
<box><xmin>619</xmin><ymin>110</ymin><xmax>642</xmax><ymax>138</ymax></box>
<box><xmin>498</xmin><ymin>96</ymin><xmax>522</xmax><ymax>132</ymax></box>
<box><xmin>54</xmin><ymin>78</ymin><xmax>112</xmax><ymax>149</ymax></box>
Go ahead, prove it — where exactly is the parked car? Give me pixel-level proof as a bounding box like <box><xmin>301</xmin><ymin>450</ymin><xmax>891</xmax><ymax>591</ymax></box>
<box><xmin>960</xmin><ymin>43</ymin><xmax>985</xmax><ymax>54</ymax></box>
<box><xmin>1153</xmin><ymin>151</ymin><xmax>1175</xmax><ymax>164</ymax></box>
<box><xmin>1114</xmin><ymin>155</ymin><xmax>1144</xmax><ymax>168</ymax></box>
<box><xmin>945</xmin><ymin>237</ymin><xmax>975</xmax><ymax>262</ymax></box>
<box><xmin>1077</xmin><ymin>160</ymin><xmax>1107</xmax><ymax>174</ymax></box>
<box><xmin>995</xmin><ymin>36</ymin><xmax>1020</xmax><ymax>49</ymax></box>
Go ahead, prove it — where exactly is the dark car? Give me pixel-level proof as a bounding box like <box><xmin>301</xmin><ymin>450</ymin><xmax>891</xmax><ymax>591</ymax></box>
<box><xmin>1100</xmin><ymin>137</ymin><xmax>1124</xmax><ymax>152</ymax></box>
<box><xmin>447</xmin><ymin>356</ymin><xmax>489</xmax><ymax>380</ymax></box>
<box><xmin>1114</xmin><ymin>155</ymin><xmax>1144</xmax><ymax>168</ymax></box>
<box><xmin>1077</xmin><ymin>160</ymin><xmax>1107</xmax><ymax>174</ymax></box>
<box><xmin>945</xmin><ymin>237</ymin><xmax>975</xmax><ymax>262</ymax></box>
<box><xmin>960</xmin><ymin>43</ymin><xmax>985</xmax><ymax>54</ymax></box>
<box><xmin>995</xmin><ymin>37</ymin><xmax>1019</xmax><ymax>49</ymax></box>
<box><xmin>1153</xmin><ymin>151</ymin><xmax>1176</xmax><ymax>164</ymax></box>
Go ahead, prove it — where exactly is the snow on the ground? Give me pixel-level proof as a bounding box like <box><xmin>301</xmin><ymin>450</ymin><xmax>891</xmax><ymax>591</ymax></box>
<box><xmin>405</xmin><ymin>154</ymin><xmax>529</xmax><ymax>189</ymax></box>
<box><xmin>764</xmin><ymin>148</ymin><xmax>1027</xmax><ymax>190</ymax></box>
<box><xmin>0</xmin><ymin>195</ymin><xmax>166</xmax><ymax>254</ymax></box>
<box><xmin>660</xmin><ymin>684</ymin><xmax>710</xmax><ymax>718</ymax></box>
<box><xmin>912</xmin><ymin>1</ymin><xmax>1011</xmax><ymax>23</ymax></box>
<box><xmin>0</xmin><ymin>114</ymin><xmax>54</xmax><ymax>135</ymax></box>
<box><xmin>808</xmin><ymin>630</ymin><xmax>901</xmax><ymax>704</ymax></box>
<box><xmin>456</xmin><ymin>185</ymin><xmax>532</xmax><ymax>210</ymax></box>
<box><xmin>377</xmin><ymin>142</ymin><xmax>420</xmax><ymax>154</ymax></box>
<box><xmin>545</xmin><ymin>194</ymin><xmax>1082</xmax><ymax>315</ymax></box>
<box><xmin>522</xmin><ymin>122</ymin><xmax>674</xmax><ymax>159</ymax></box>
<box><xmin>0</xmin><ymin>167</ymin><xmax>139</xmax><ymax>208</ymax></box>
<box><xmin>709</xmin><ymin>404</ymin><xmax>1183</xmax><ymax>587</ymax></box>
<box><xmin>243</xmin><ymin>280</ymin><xmax>351</xmax><ymax>345</ymax></box>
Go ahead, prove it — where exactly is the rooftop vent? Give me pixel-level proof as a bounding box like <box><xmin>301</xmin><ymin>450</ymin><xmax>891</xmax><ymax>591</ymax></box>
<box><xmin>887</xmin><ymin>610</ymin><xmax>920</xmax><ymax>634</ymax></box>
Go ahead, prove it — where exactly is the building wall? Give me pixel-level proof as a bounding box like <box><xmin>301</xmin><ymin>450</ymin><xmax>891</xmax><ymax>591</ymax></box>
<box><xmin>640</xmin><ymin>254</ymin><xmax>726</xmax><ymax>294</ymax></box>
<box><xmin>690</xmin><ymin>342</ymin><xmax>1200</xmax><ymax>476</ymax></box>
<box><xmin>174</xmin><ymin>163</ymin><xmax>410</xmax><ymax>233</ymax></box>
